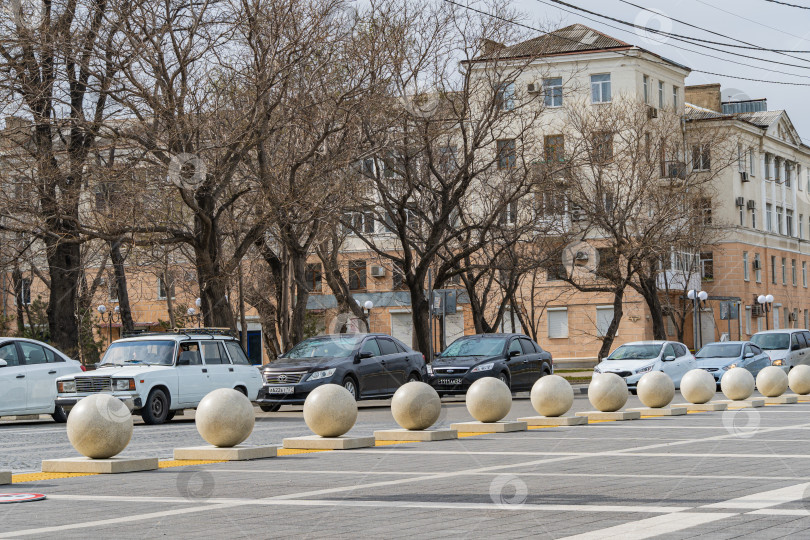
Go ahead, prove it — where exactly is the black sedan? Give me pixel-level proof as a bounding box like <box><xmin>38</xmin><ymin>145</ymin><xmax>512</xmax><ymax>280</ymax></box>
<box><xmin>256</xmin><ymin>333</ymin><xmax>427</xmax><ymax>412</ymax></box>
<box><xmin>428</xmin><ymin>333</ymin><xmax>552</xmax><ymax>395</ymax></box>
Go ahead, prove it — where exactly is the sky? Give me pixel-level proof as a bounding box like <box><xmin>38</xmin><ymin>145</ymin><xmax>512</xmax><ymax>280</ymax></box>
<box><xmin>509</xmin><ymin>0</ymin><xmax>810</xmax><ymax>142</ymax></box>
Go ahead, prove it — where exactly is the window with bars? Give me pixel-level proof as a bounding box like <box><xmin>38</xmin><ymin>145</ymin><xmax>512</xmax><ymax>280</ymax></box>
<box><xmin>700</xmin><ymin>252</ymin><xmax>713</xmax><ymax>281</ymax></box>
<box><xmin>348</xmin><ymin>260</ymin><xmax>367</xmax><ymax>291</ymax></box>
<box><xmin>544</xmin><ymin>135</ymin><xmax>565</xmax><ymax>163</ymax></box>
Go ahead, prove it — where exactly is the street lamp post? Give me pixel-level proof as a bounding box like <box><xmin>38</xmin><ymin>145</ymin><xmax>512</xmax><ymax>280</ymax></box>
<box><xmin>186</xmin><ymin>298</ymin><xmax>203</xmax><ymax>328</ymax></box>
<box><xmin>97</xmin><ymin>304</ymin><xmax>121</xmax><ymax>345</ymax></box>
<box><xmin>687</xmin><ymin>290</ymin><xmax>708</xmax><ymax>350</ymax></box>
<box><xmin>757</xmin><ymin>294</ymin><xmax>775</xmax><ymax>330</ymax></box>
<box><xmin>362</xmin><ymin>300</ymin><xmax>374</xmax><ymax>333</ymax></box>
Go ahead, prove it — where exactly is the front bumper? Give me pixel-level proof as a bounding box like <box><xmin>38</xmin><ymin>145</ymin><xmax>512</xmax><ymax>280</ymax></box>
<box><xmin>56</xmin><ymin>394</ymin><xmax>139</xmax><ymax>412</ymax></box>
<box><xmin>256</xmin><ymin>378</ymin><xmax>331</xmax><ymax>406</ymax></box>
<box><xmin>428</xmin><ymin>370</ymin><xmax>493</xmax><ymax>394</ymax></box>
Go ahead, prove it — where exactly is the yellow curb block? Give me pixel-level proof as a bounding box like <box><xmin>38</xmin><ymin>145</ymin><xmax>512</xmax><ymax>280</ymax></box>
<box><xmin>12</xmin><ymin>471</ymin><xmax>97</xmax><ymax>483</ymax></box>
<box><xmin>587</xmin><ymin>419</ymin><xmax>616</xmax><ymax>424</ymax></box>
<box><xmin>527</xmin><ymin>426</ymin><xmax>554</xmax><ymax>430</ymax></box>
<box><xmin>375</xmin><ymin>440</ymin><xmax>420</xmax><ymax>446</ymax></box>
<box><xmin>158</xmin><ymin>460</ymin><xmax>227</xmax><ymax>468</ymax></box>
<box><xmin>277</xmin><ymin>448</ymin><xmax>330</xmax><ymax>456</ymax></box>
<box><xmin>457</xmin><ymin>432</ymin><xmax>488</xmax><ymax>437</ymax></box>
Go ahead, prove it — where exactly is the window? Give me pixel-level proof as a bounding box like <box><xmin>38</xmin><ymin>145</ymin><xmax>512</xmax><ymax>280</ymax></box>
<box><xmin>201</xmin><ymin>342</ymin><xmax>228</xmax><ymax>364</ymax></box>
<box><xmin>658</xmin><ymin>80</ymin><xmax>664</xmax><ymax>109</ymax></box>
<box><xmin>18</xmin><ymin>342</ymin><xmax>47</xmax><ymax>364</ymax></box>
<box><xmin>393</xmin><ymin>261</ymin><xmax>407</xmax><ymax>290</ymax></box>
<box><xmin>548</xmin><ymin>308</ymin><xmax>569</xmax><ymax>338</ymax></box>
<box><xmin>592</xmin><ymin>132</ymin><xmax>613</xmax><ymax>163</ymax></box>
<box><xmin>755</xmin><ymin>253</ymin><xmax>762</xmax><ymax>282</ymax></box>
<box><xmin>746</xmin><ymin>306</ymin><xmax>752</xmax><ymax>335</ymax></box>
<box><xmin>766</xmin><ymin>203</ymin><xmax>773</xmax><ymax>232</ymax></box>
<box><xmin>224</xmin><ymin>341</ymin><xmax>252</xmax><ymax>365</ymax></box>
<box><xmin>793</xmin><ymin>259</ymin><xmax>797</xmax><ymax>286</ymax></box>
<box><xmin>378</xmin><ymin>338</ymin><xmax>398</xmax><ymax>355</ymax></box>
<box><xmin>804</xmin><ymin>261</ymin><xmax>807</xmax><ymax>287</ymax></box>
<box><xmin>750</xmin><ymin>149</ymin><xmax>756</xmax><ymax>176</ymax></box>
<box><xmin>360</xmin><ymin>338</ymin><xmax>381</xmax><ymax>357</ymax></box>
<box><xmin>348</xmin><ymin>260</ymin><xmax>367</xmax><ymax>291</ymax></box>
<box><xmin>738</xmin><ymin>143</ymin><xmax>745</xmax><ymax>172</ymax></box>
<box><xmin>786</xmin><ymin>163</ymin><xmax>792</xmax><ymax>188</ymax></box>
<box><xmin>801</xmin><ymin>214</ymin><xmax>804</xmax><ymax>239</ymax></box>
<box><xmin>751</xmin><ymin>208</ymin><xmax>757</xmax><ymax>229</ymax></box>
<box><xmin>500</xmin><ymin>200</ymin><xmax>518</xmax><ymax>225</ymax></box>
<box><xmin>739</xmin><ymin>206</ymin><xmax>744</xmax><ymax>227</ymax></box>
<box><xmin>771</xmin><ymin>255</ymin><xmax>777</xmax><ymax>284</ymax></box>
<box><xmin>700</xmin><ymin>252</ymin><xmax>713</xmax><ymax>281</ymax></box>
<box><xmin>782</xmin><ymin>257</ymin><xmax>787</xmax><ymax>285</ymax></box>
<box><xmin>0</xmin><ymin>343</ymin><xmax>20</xmax><ymax>366</ymax></box>
<box><xmin>543</xmin><ymin>77</ymin><xmax>562</xmax><ymax>107</ymax></box>
<box><xmin>775</xmin><ymin>157</ymin><xmax>782</xmax><ymax>182</ymax></box>
<box><xmin>777</xmin><ymin>206</ymin><xmax>784</xmax><ymax>234</ymax></box>
<box><xmin>496</xmin><ymin>83</ymin><xmax>515</xmax><ymax>111</ymax></box>
<box><xmin>344</xmin><ymin>211</ymin><xmax>375</xmax><ymax>235</ymax></box>
<box><xmin>643</xmin><ymin>75</ymin><xmax>649</xmax><ymax>104</ymax></box>
<box><xmin>806</xmin><ymin>310</ymin><xmax>809</xmax><ymax>329</ymax></box>
<box><xmin>596</xmin><ymin>247</ymin><xmax>617</xmax><ymax>279</ymax></box>
<box><xmin>157</xmin><ymin>275</ymin><xmax>174</xmax><ymax>300</ymax></box>
<box><xmin>305</xmin><ymin>263</ymin><xmax>322</xmax><ymax>292</ymax></box>
<box><xmin>743</xmin><ymin>251</ymin><xmax>749</xmax><ymax>281</ymax></box>
<box><xmin>16</xmin><ymin>277</ymin><xmax>31</xmax><ymax>305</ymax></box>
<box><xmin>765</xmin><ymin>154</ymin><xmax>772</xmax><ymax>180</ymax></box>
<box><xmin>672</xmin><ymin>86</ymin><xmax>679</xmax><ymax>109</ymax></box>
<box><xmin>591</xmin><ymin>74</ymin><xmax>611</xmax><ymax>103</ymax></box>
<box><xmin>699</xmin><ymin>197</ymin><xmax>712</xmax><ymax>225</ymax></box>
<box><xmin>596</xmin><ymin>306</ymin><xmax>615</xmax><ymax>337</ymax></box>
<box><xmin>787</xmin><ymin>209</ymin><xmax>794</xmax><ymax>236</ymax></box>
<box><xmin>692</xmin><ymin>144</ymin><xmax>711</xmax><ymax>171</ymax></box>
<box><xmin>544</xmin><ymin>135</ymin><xmax>564</xmax><ymax>163</ymax></box>
<box><xmin>497</xmin><ymin>139</ymin><xmax>516</xmax><ymax>170</ymax></box>
<box><xmin>545</xmin><ymin>260</ymin><xmax>567</xmax><ymax>281</ymax></box>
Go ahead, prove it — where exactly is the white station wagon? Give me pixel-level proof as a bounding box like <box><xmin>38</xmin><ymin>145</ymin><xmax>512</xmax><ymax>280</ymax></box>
<box><xmin>55</xmin><ymin>330</ymin><xmax>262</xmax><ymax>425</ymax></box>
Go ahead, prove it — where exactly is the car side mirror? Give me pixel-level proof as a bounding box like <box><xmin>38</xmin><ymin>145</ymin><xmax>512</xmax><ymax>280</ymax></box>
<box><xmin>745</xmin><ymin>352</ymin><xmax>754</xmax><ymax>358</ymax></box>
<box><xmin>663</xmin><ymin>355</ymin><xmax>676</xmax><ymax>362</ymax></box>
<box><xmin>509</xmin><ymin>349</ymin><xmax>521</xmax><ymax>357</ymax></box>
<box><xmin>358</xmin><ymin>351</ymin><xmax>374</xmax><ymax>360</ymax></box>
<box><xmin>0</xmin><ymin>359</ymin><xmax>6</xmax><ymax>367</ymax></box>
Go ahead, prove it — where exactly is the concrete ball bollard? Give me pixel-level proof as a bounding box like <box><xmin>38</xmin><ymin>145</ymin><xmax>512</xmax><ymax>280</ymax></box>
<box><xmin>303</xmin><ymin>384</ymin><xmax>358</xmax><ymax>438</ymax></box>
<box><xmin>466</xmin><ymin>377</ymin><xmax>512</xmax><ymax>423</ymax></box>
<box><xmin>530</xmin><ymin>375</ymin><xmax>573</xmax><ymax>417</ymax></box>
<box><xmin>789</xmin><ymin>365</ymin><xmax>810</xmax><ymax>395</ymax></box>
<box><xmin>391</xmin><ymin>381</ymin><xmax>441</xmax><ymax>430</ymax></box>
<box><xmin>756</xmin><ymin>366</ymin><xmax>789</xmax><ymax>398</ymax></box>
<box><xmin>637</xmin><ymin>371</ymin><xmax>675</xmax><ymax>408</ymax></box>
<box><xmin>721</xmin><ymin>367</ymin><xmax>755</xmax><ymax>401</ymax></box>
<box><xmin>66</xmin><ymin>394</ymin><xmax>133</xmax><ymax>459</ymax></box>
<box><xmin>196</xmin><ymin>388</ymin><xmax>255</xmax><ymax>447</ymax></box>
<box><xmin>680</xmin><ymin>369</ymin><xmax>716</xmax><ymax>404</ymax></box>
<box><xmin>588</xmin><ymin>373</ymin><xmax>628</xmax><ymax>412</ymax></box>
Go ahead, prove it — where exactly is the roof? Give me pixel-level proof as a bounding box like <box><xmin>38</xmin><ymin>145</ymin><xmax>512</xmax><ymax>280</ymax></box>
<box><xmin>477</xmin><ymin>24</ymin><xmax>690</xmax><ymax>71</ymax></box>
<box><xmin>685</xmin><ymin>103</ymin><xmax>785</xmax><ymax>128</ymax></box>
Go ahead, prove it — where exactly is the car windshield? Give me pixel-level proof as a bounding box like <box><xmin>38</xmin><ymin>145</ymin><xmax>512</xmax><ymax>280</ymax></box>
<box><xmin>696</xmin><ymin>344</ymin><xmax>742</xmax><ymax>358</ymax></box>
<box><xmin>751</xmin><ymin>333</ymin><xmax>790</xmax><ymax>351</ymax></box>
<box><xmin>607</xmin><ymin>344</ymin><xmax>662</xmax><ymax>360</ymax></box>
<box><xmin>284</xmin><ymin>336</ymin><xmax>363</xmax><ymax>358</ymax></box>
<box><xmin>100</xmin><ymin>340</ymin><xmax>175</xmax><ymax>365</ymax></box>
<box><xmin>440</xmin><ymin>337</ymin><xmax>507</xmax><ymax>357</ymax></box>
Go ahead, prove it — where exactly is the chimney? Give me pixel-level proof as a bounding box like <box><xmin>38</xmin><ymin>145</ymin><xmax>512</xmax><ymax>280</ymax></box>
<box><xmin>685</xmin><ymin>84</ymin><xmax>722</xmax><ymax>113</ymax></box>
<box><xmin>480</xmin><ymin>38</ymin><xmax>504</xmax><ymax>56</ymax></box>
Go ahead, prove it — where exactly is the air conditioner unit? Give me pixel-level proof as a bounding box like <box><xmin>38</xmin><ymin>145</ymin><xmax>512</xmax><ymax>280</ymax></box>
<box><xmin>753</xmin><ymin>259</ymin><xmax>761</xmax><ymax>270</ymax></box>
<box><xmin>647</xmin><ymin>106</ymin><xmax>658</xmax><ymax>119</ymax></box>
<box><xmin>789</xmin><ymin>312</ymin><xmax>797</xmax><ymax>322</ymax></box>
<box><xmin>370</xmin><ymin>265</ymin><xmax>386</xmax><ymax>277</ymax></box>
<box><xmin>740</xmin><ymin>171</ymin><xmax>749</xmax><ymax>182</ymax></box>
<box><xmin>746</xmin><ymin>200</ymin><xmax>756</xmax><ymax>210</ymax></box>
<box><xmin>735</xmin><ymin>197</ymin><xmax>745</xmax><ymax>207</ymax></box>
<box><xmin>751</xmin><ymin>304</ymin><xmax>764</xmax><ymax>317</ymax></box>
<box><xmin>527</xmin><ymin>82</ymin><xmax>540</xmax><ymax>94</ymax></box>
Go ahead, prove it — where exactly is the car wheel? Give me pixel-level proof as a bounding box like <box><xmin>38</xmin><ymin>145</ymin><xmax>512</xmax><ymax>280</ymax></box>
<box><xmin>51</xmin><ymin>405</ymin><xmax>68</xmax><ymax>423</ymax></box>
<box><xmin>407</xmin><ymin>373</ymin><xmax>420</xmax><ymax>383</ymax></box>
<box><xmin>343</xmin><ymin>376</ymin><xmax>359</xmax><ymax>400</ymax></box>
<box><xmin>165</xmin><ymin>411</ymin><xmax>176</xmax><ymax>422</ymax></box>
<box><xmin>260</xmin><ymin>404</ymin><xmax>281</xmax><ymax>413</ymax></box>
<box><xmin>498</xmin><ymin>372</ymin><xmax>510</xmax><ymax>389</ymax></box>
<box><xmin>629</xmin><ymin>389</ymin><xmax>637</xmax><ymax>395</ymax></box>
<box><xmin>142</xmin><ymin>388</ymin><xmax>169</xmax><ymax>425</ymax></box>
<box><xmin>234</xmin><ymin>386</ymin><xmax>247</xmax><ymax>396</ymax></box>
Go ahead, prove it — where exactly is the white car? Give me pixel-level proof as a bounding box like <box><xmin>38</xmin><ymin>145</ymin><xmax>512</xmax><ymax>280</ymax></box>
<box><xmin>55</xmin><ymin>330</ymin><xmax>262</xmax><ymax>425</ymax></box>
<box><xmin>0</xmin><ymin>337</ymin><xmax>85</xmax><ymax>422</ymax></box>
<box><xmin>594</xmin><ymin>340</ymin><xmax>696</xmax><ymax>392</ymax></box>
<box><xmin>750</xmin><ymin>329</ymin><xmax>810</xmax><ymax>372</ymax></box>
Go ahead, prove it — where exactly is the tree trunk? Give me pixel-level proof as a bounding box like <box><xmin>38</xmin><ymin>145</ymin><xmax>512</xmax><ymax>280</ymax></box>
<box><xmin>46</xmin><ymin>241</ymin><xmax>81</xmax><ymax>357</ymax></box>
<box><xmin>597</xmin><ymin>289</ymin><xmax>624</xmax><ymax>361</ymax></box>
<box><xmin>408</xmin><ymin>281</ymin><xmax>432</xmax><ymax>356</ymax></box>
<box><xmin>635</xmin><ymin>274</ymin><xmax>667</xmax><ymax>340</ymax></box>
<box><xmin>109</xmin><ymin>240</ymin><xmax>134</xmax><ymax>334</ymax></box>
<box><xmin>12</xmin><ymin>268</ymin><xmax>25</xmax><ymax>335</ymax></box>
<box><xmin>238</xmin><ymin>265</ymin><xmax>248</xmax><ymax>351</ymax></box>
<box><xmin>288</xmin><ymin>254</ymin><xmax>310</xmax><ymax>347</ymax></box>
<box><xmin>194</xmin><ymin>254</ymin><xmax>235</xmax><ymax>330</ymax></box>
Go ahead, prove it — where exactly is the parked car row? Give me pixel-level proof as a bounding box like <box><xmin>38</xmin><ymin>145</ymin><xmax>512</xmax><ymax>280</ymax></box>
<box><xmin>7</xmin><ymin>326</ymin><xmax>810</xmax><ymax>425</ymax></box>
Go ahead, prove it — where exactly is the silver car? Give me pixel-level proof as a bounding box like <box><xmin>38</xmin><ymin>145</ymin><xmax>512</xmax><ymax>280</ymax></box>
<box><xmin>695</xmin><ymin>341</ymin><xmax>771</xmax><ymax>387</ymax></box>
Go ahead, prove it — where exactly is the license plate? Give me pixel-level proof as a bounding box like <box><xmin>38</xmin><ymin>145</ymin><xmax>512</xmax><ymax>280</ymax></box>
<box><xmin>266</xmin><ymin>386</ymin><xmax>294</xmax><ymax>395</ymax></box>
<box><xmin>437</xmin><ymin>378</ymin><xmax>463</xmax><ymax>386</ymax></box>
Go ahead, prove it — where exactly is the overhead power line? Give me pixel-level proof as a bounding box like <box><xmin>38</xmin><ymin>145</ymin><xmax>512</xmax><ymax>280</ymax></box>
<box><xmin>765</xmin><ymin>0</ymin><xmax>810</xmax><ymax>9</ymax></box>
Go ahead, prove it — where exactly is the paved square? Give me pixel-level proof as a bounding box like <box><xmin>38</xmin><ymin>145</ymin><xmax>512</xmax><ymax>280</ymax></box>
<box><xmin>3</xmin><ymin>397</ymin><xmax>810</xmax><ymax>538</ymax></box>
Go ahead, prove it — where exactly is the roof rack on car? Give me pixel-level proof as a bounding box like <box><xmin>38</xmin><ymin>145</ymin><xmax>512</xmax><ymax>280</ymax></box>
<box><xmin>121</xmin><ymin>331</ymin><xmax>168</xmax><ymax>338</ymax></box>
<box><xmin>172</xmin><ymin>327</ymin><xmax>236</xmax><ymax>337</ymax></box>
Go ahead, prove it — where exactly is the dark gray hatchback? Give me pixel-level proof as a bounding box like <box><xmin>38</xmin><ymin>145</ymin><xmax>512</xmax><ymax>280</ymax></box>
<box><xmin>256</xmin><ymin>333</ymin><xmax>427</xmax><ymax>412</ymax></box>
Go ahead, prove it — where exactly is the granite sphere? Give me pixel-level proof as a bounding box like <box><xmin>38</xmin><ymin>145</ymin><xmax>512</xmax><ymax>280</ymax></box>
<box><xmin>588</xmin><ymin>373</ymin><xmax>628</xmax><ymax>412</ymax></box>
<box><xmin>196</xmin><ymin>388</ymin><xmax>255</xmax><ymax>447</ymax></box>
<box><xmin>466</xmin><ymin>377</ymin><xmax>512</xmax><ymax>423</ymax></box>
<box><xmin>756</xmin><ymin>366</ymin><xmax>789</xmax><ymax>398</ymax></box>
<box><xmin>721</xmin><ymin>367</ymin><xmax>755</xmax><ymax>401</ymax></box>
<box><xmin>391</xmin><ymin>381</ymin><xmax>441</xmax><ymax>430</ymax></box>
<box><xmin>530</xmin><ymin>375</ymin><xmax>573</xmax><ymax>417</ymax></box>
<box><xmin>66</xmin><ymin>394</ymin><xmax>133</xmax><ymax>459</ymax></box>
<box><xmin>637</xmin><ymin>371</ymin><xmax>675</xmax><ymax>408</ymax></box>
<box><xmin>788</xmin><ymin>365</ymin><xmax>810</xmax><ymax>395</ymax></box>
<box><xmin>303</xmin><ymin>384</ymin><xmax>358</xmax><ymax>437</ymax></box>
<box><xmin>680</xmin><ymin>369</ymin><xmax>716</xmax><ymax>404</ymax></box>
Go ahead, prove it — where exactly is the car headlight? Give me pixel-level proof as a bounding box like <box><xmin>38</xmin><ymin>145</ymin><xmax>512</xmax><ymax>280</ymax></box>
<box><xmin>771</xmin><ymin>358</ymin><xmax>784</xmax><ymax>366</ymax></box>
<box><xmin>471</xmin><ymin>362</ymin><xmax>494</xmax><ymax>373</ymax></box>
<box><xmin>636</xmin><ymin>364</ymin><xmax>655</xmax><ymax>374</ymax></box>
<box><xmin>308</xmin><ymin>368</ymin><xmax>336</xmax><ymax>381</ymax></box>
<box><xmin>594</xmin><ymin>366</ymin><xmax>601</xmax><ymax>373</ymax></box>
<box><xmin>723</xmin><ymin>363</ymin><xmax>737</xmax><ymax>371</ymax></box>
<box><xmin>114</xmin><ymin>378</ymin><xmax>135</xmax><ymax>391</ymax></box>
<box><xmin>426</xmin><ymin>364</ymin><xmax>433</xmax><ymax>375</ymax></box>
<box><xmin>58</xmin><ymin>380</ymin><xmax>76</xmax><ymax>393</ymax></box>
